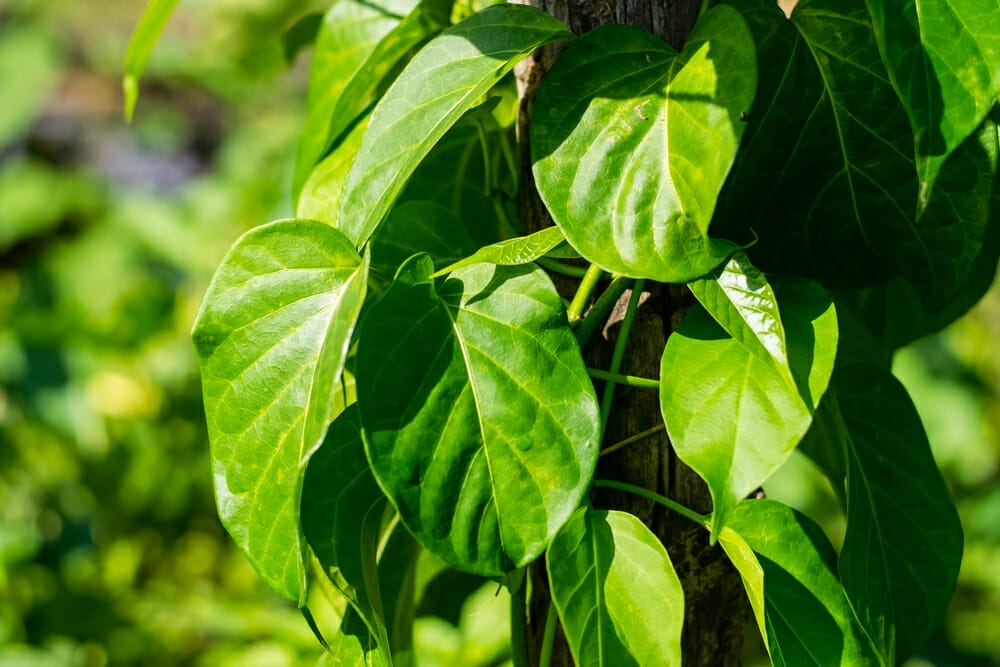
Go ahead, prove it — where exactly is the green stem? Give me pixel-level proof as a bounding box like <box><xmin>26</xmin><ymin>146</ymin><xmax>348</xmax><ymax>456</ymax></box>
<box><xmin>587</xmin><ymin>368</ymin><xmax>659</xmax><ymax>390</ymax></box>
<box><xmin>566</xmin><ymin>264</ymin><xmax>604</xmax><ymax>323</ymax></box>
<box><xmin>510</xmin><ymin>573</ymin><xmax>530</xmax><ymax>667</ymax></box>
<box><xmin>537</xmin><ymin>257</ymin><xmax>592</xmax><ymax>278</ymax></box>
<box><xmin>476</xmin><ymin>120</ymin><xmax>493</xmax><ymax>198</ymax></box>
<box><xmin>593</xmin><ymin>479</ymin><xmax>708</xmax><ymax>528</ymax></box>
<box><xmin>539</xmin><ymin>599</ymin><xmax>559</xmax><ymax>667</ymax></box>
<box><xmin>574</xmin><ymin>276</ymin><xmax>631</xmax><ymax>347</ymax></box>
<box><xmin>600</xmin><ymin>423</ymin><xmax>666</xmax><ymax>457</ymax></box>
<box><xmin>599</xmin><ymin>280</ymin><xmax>645</xmax><ymax>437</ymax></box>
<box><xmin>498</xmin><ymin>129</ymin><xmax>519</xmax><ymax>191</ymax></box>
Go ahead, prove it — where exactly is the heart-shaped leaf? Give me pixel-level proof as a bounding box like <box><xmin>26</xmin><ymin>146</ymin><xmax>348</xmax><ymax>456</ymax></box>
<box><xmin>865</xmin><ymin>0</ymin><xmax>1000</xmax><ymax>205</ymax></box>
<box><xmin>659</xmin><ymin>278</ymin><xmax>837</xmax><ymax>538</ymax></box>
<box><xmin>530</xmin><ymin>5</ymin><xmax>755</xmax><ymax>282</ymax></box>
<box><xmin>547</xmin><ymin>508</ymin><xmax>683</xmax><ymax>666</ymax></box>
<box><xmin>719</xmin><ymin>0</ymin><xmax>997</xmax><ymax>308</ymax></box>
<box><xmin>831</xmin><ymin>364</ymin><xmax>963</xmax><ymax>663</ymax></box>
<box><xmin>338</xmin><ymin>4</ymin><xmax>572</xmax><ymax>247</ymax></box>
<box><xmin>192</xmin><ymin>220</ymin><xmax>368</xmax><ymax>602</ymax></box>
<box><xmin>726</xmin><ymin>500</ymin><xmax>882</xmax><ymax>666</ymax></box>
<box><xmin>356</xmin><ymin>255</ymin><xmax>599</xmax><ymax>575</ymax></box>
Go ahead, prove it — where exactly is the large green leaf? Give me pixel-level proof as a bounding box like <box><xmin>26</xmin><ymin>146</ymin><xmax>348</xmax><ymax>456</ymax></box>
<box><xmin>719</xmin><ymin>0</ymin><xmax>996</xmax><ymax>308</ymax></box>
<box><xmin>832</xmin><ymin>364</ymin><xmax>963</xmax><ymax>663</ymax></box>
<box><xmin>547</xmin><ymin>508</ymin><xmax>683</xmax><ymax>666</ymax></box>
<box><xmin>338</xmin><ymin>4</ymin><xmax>572</xmax><ymax>247</ymax></box>
<box><xmin>688</xmin><ymin>252</ymin><xmax>790</xmax><ymax>377</ymax></box>
<box><xmin>122</xmin><ymin>0</ymin><xmax>179</xmax><ymax>122</ymax></box>
<box><xmin>865</xmin><ymin>0</ymin><xmax>1000</xmax><ymax>204</ymax></box>
<box><xmin>192</xmin><ymin>220</ymin><xmax>369</xmax><ymax>602</ymax></box>
<box><xmin>293</xmin><ymin>0</ymin><xmax>417</xmax><ymax>199</ymax></box>
<box><xmin>356</xmin><ymin>255</ymin><xmax>599</xmax><ymax>575</ymax></box>
<box><xmin>530</xmin><ymin>5</ymin><xmax>755</xmax><ymax>282</ymax></box>
<box><xmin>302</xmin><ymin>407</ymin><xmax>393</xmax><ymax>658</ymax></box>
<box><xmin>718</xmin><ymin>527</ymin><xmax>767</xmax><ymax>650</ymax></box>
<box><xmin>659</xmin><ymin>279</ymin><xmax>837</xmax><ymax>538</ymax></box>
<box><xmin>727</xmin><ymin>500</ymin><xmax>881</xmax><ymax>666</ymax></box>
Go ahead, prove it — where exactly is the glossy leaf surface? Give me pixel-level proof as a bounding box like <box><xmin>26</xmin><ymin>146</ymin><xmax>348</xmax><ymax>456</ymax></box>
<box><xmin>433</xmin><ymin>226</ymin><xmax>565</xmax><ymax>276</ymax></box>
<box><xmin>357</xmin><ymin>255</ymin><xmax>599</xmax><ymax>575</ymax></box>
<box><xmin>866</xmin><ymin>0</ymin><xmax>1000</xmax><ymax>202</ymax></box>
<box><xmin>547</xmin><ymin>508</ymin><xmax>683</xmax><ymax>666</ymax></box>
<box><xmin>293</xmin><ymin>0</ymin><xmax>417</xmax><ymax>198</ymax></box>
<box><xmin>718</xmin><ymin>527</ymin><xmax>767</xmax><ymax>650</ymax></box>
<box><xmin>192</xmin><ymin>220</ymin><xmax>368</xmax><ymax>601</ymax></box>
<box><xmin>298</xmin><ymin>117</ymin><xmax>370</xmax><ymax>227</ymax></box>
<box><xmin>122</xmin><ymin>0</ymin><xmax>179</xmax><ymax>122</ymax></box>
<box><xmin>719</xmin><ymin>0</ymin><xmax>996</xmax><ymax>307</ymax></box>
<box><xmin>660</xmin><ymin>279</ymin><xmax>837</xmax><ymax>536</ymax></box>
<box><xmin>728</xmin><ymin>500</ymin><xmax>880</xmax><ymax>666</ymax></box>
<box><xmin>530</xmin><ymin>5</ymin><xmax>754</xmax><ymax>282</ymax></box>
<box><xmin>833</xmin><ymin>364</ymin><xmax>963</xmax><ymax>663</ymax></box>
<box><xmin>339</xmin><ymin>4</ymin><xmax>571</xmax><ymax>247</ymax></box>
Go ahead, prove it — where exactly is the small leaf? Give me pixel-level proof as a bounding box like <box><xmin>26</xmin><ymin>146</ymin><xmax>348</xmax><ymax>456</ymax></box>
<box><xmin>356</xmin><ymin>255</ymin><xmax>599</xmax><ymax>575</ymax></box>
<box><xmin>689</xmin><ymin>251</ymin><xmax>790</xmax><ymax>375</ymax></box>
<box><xmin>122</xmin><ymin>0</ymin><xmax>179</xmax><ymax>122</ymax></box>
<box><xmin>832</xmin><ymin>364</ymin><xmax>963</xmax><ymax>663</ymax></box>
<box><xmin>192</xmin><ymin>220</ymin><xmax>368</xmax><ymax>602</ymax></box>
<box><xmin>547</xmin><ymin>508</ymin><xmax>683</xmax><ymax>666</ymax></box>
<box><xmin>432</xmin><ymin>227</ymin><xmax>566</xmax><ymax>276</ymax></box>
<box><xmin>659</xmin><ymin>278</ymin><xmax>837</xmax><ymax>538</ymax></box>
<box><xmin>338</xmin><ymin>4</ymin><xmax>572</xmax><ymax>247</ymax></box>
<box><xmin>727</xmin><ymin>500</ymin><xmax>882</xmax><ymax>666</ymax></box>
<box><xmin>530</xmin><ymin>5</ymin><xmax>756</xmax><ymax>282</ymax></box>
<box><xmin>865</xmin><ymin>0</ymin><xmax>1000</xmax><ymax>204</ymax></box>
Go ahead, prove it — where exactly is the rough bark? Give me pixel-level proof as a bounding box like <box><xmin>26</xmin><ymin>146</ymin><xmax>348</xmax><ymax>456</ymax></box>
<box><xmin>514</xmin><ymin>1</ymin><xmax>751</xmax><ymax>664</ymax></box>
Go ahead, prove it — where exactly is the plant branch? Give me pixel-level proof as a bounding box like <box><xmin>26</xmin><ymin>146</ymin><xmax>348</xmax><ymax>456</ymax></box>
<box><xmin>566</xmin><ymin>264</ymin><xmax>605</xmax><ymax>323</ymax></box>
<box><xmin>599</xmin><ymin>280</ymin><xmax>645</xmax><ymax>437</ymax></box>
<box><xmin>587</xmin><ymin>368</ymin><xmax>659</xmax><ymax>390</ymax></box>
<box><xmin>574</xmin><ymin>276</ymin><xmax>631</xmax><ymax>346</ymax></box>
<box><xmin>593</xmin><ymin>479</ymin><xmax>708</xmax><ymax>528</ymax></box>
<box><xmin>600</xmin><ymin>422</ymin><xmax>666</xmax><ymax>457</ymax></box>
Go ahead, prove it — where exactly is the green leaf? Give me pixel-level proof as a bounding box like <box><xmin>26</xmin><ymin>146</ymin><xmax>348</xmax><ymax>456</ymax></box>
<box><xmin>302</xmin><ymin>407</ymin><xmax>393</xmax><ymax>658</ymax></box>
<box><xmin>718</xmin><ymin>527</ymin><xmax>768</xmax><ymax>652</ymax></box>
<box><xmin>432</xmin><ymin>227</ymin><xmax>566</xmax><ymax>276</ymax></box>
<box><xmin>338</xmin><ymin>4</ymin><xmax>572</xmax><ymax>247</ymax></box>
<box><xmin>688</xmin><ymin>251</ymin><xmax>790</xmax><ymax>376</ymax></box>
<box><xmin>356</xmin><ymin>255</ymin><xmax>599</xmax><ymax>575</ymax></box>
<box><xmin>865</xmin><ymin>0</ymin><xmax>1000</xmax><ymax>205</ymax></box>
<box><xmin>293</xmin><ymin>0</ymin><xmax>418</xmax><ymax>199</ymax></box>
<box><xmin>530</xmin><ymin>5</ymin><xmax>755</xmax><ymax>282</ymax></box>
<box><xmin>192</xmin><ymin>220</ymin><xmax>369</xmax><ymax>602</ymax></box>
<box><xmin>832</xmin><ymin>364</ymin><xmax>963</xmax><ymax>663</ymax></box>
<box><xmin>659</xmin><ymin>278</ymin><xmax>837</xmax><ymax>538</ymax></box>
<box><xmin>719</xmin><ymin>0</ymin><xmax>996</xmax><ymax>308</ymax></box>
<box><xmin>547</xmin><ymin>508</ymin><xmax>683</xmax><ymax>666</ymax></box>
<box><xmin>282</xmin><ymin>12</ymin><xmax>324</xmax><ymax>63</ymax></box>
<box><xmin>372</xmin><ymin>201</ymin><xmax>478</xmax><ymax>278</ymax></box>
<box><xmin>122</xmin><ymin>0</ymin><xmax>179</xmax><ymax>122</ymax></box>
<box><xmin>728</xmin><ymin>500</ymin><xmax>881</xmax><ymax>666</ymax></box>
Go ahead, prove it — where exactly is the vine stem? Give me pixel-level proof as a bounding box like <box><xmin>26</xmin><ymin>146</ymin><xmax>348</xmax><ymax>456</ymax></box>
<box><xmin>600</xmin><ymin>422</ymin><xmax>666</xmax><ymax>457</ymax></box>
<box><xmin>593</xmin><ymin>479</ymin><xmax>708</xmax><ymax>528</ymax></box>
<box><xmin>510</xmin><ymin>573</ymin><xmax>530</xmax><ymax>667</ymax></box>
<box><xmin>574</xmin><ymin>276</ymin><xmax>631</xmax><ymax>346</ymax></box>
<box><xmin>566</xmin><ymin>264</ymin><xmax>605</xmax><ymax>323</ymax></box>
<box><xmin>538</xmin><ymin>599</ymin><xmax>559</xmax><ymax>667</ymax></box>
<box><xmin>587</xmin><ymin>368</ymin><xmax>659</xmax><ymax>390</ymax></box>
<box><xmin>537</xmin><ymin>257</ymin><xmax>593</xmax><ymax>278</ymax></box>
<box><xmin>599</xmin><ymin>280</ymin><xmax>645</xmax><ymax>437</ymax></box>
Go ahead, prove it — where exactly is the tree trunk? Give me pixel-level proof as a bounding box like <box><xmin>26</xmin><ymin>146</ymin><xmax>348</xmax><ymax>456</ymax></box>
<box><xmin>513</xmin><ymin>1</ymin><xmax>751</xmax><ymax>664</ymax></box>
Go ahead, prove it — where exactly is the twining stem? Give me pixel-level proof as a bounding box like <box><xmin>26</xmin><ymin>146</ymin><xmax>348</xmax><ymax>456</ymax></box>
<box><xmin>476</xmin><ymin>120</ymin><xmax>493</xmax><ymax>198</ymax></box>
<box><xmin>574</xmin><ymin>276</ymin><xmax>631</xmax><ymax>347</ymax></box>
<box><xmin>510</xmin><ymin>574</ymin><xmax>530</xmax><ymax>667</ymax></box>
<box><xmin>599</xmin><ymin>280</ymin><xmax>645</xmax><ymax>437</ymax></box>
<box><xmin>587</xmin><ymin>368</ymin><xmax>659</xmax><ymax>390</ymax></box>
<box><xmin>538</xmin><ymin>599</ymin><xmax>559</xmax><ymax>667</ymax></box>
<box><xmin>593</xmin><ymin>479</ymin><xmax>708</xmax><ymax>528</ymax></box>
<box><xmin>600</xmin><ymin>423</ymin><xmax>666</xmax><ymax>457</ymax></box>
<box><xmin>566</xmin><ymin>264</ymin><xmax>605</xmax><ymax>323</ymax></box>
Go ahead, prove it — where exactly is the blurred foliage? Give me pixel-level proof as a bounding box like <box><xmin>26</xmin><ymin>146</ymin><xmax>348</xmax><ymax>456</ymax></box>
<box><xmin>0</xmin><ymin>0</ymin><xmax>997</xmax><ymax>664</ymax></box>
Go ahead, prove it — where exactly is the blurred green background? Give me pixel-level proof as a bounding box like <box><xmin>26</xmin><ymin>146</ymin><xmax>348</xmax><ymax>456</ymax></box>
<box><xmin>0</xmin><ymin>0</ymin><xmax>997</xmax><ymax>665</ymax></box>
